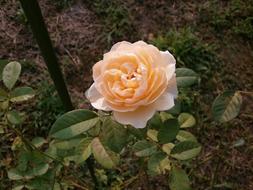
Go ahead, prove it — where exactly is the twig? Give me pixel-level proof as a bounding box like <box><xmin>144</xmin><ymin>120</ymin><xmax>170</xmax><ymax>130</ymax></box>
<box><xmin>122</xmin><ymin>175</ymin><xmax>139</xmax><ymax>188</ymax></box>
<box><xmin>238</xmin><ymin>91</ymin><xmax>253</xmax><ymax>95</ymax></box>
<box><xmin>69</xmin><ymin>180</ymin><xmax>89</xmax><ymax>190</ymax></box>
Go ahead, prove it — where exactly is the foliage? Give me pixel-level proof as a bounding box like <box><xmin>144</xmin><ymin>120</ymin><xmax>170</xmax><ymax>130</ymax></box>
<box><xmin>151</xmin><ymin>28</ymin><xmax>218</xmax><ymax>74</ymax></box>
<box><xmin>0</xmin><ymin>61</ymin><xmax>205</xmax><ymax>189</ymax></box>
<box><xmin>84</xmin><ymin>0</ymin><xmax>136</xmax><ymax>46</ymax></box>
<box><xmin>31</xmin><ymin>81</ymin><xmax>65</xmax><ymax>131</ymax></box>
<box><xmin>212</xmin><ymin>91</ymin><xmax>243</xmax><ymax>123</ymax></box>
<box><xmin>199</xmin><ymin>0</ymin><xmax>253</xmax><ymax>40</ymax></box>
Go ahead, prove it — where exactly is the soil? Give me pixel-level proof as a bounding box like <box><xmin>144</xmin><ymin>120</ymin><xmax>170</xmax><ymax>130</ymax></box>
<box><xmin>0</xmin><ymin>0</ymin><xmax>252</xmax><ymax>189</ymax></box>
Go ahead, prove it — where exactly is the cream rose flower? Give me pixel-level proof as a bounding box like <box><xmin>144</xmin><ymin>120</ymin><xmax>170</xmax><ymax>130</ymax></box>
<box><xmin>85</xmin><ymin>41</ymin><xmax>177</xmax><ymax>128</ymax></box>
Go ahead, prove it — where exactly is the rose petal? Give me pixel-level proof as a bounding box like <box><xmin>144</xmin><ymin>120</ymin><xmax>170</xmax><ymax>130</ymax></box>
<box><xmin>85</xmin><ymin>83</ymin><xmax>111</xmax><ymax>111</ymax></box>
<box><xmin>161</xmin><ymin>50</ymin><xmax>176</xmax><ymax>66</ymax></box>
<box><xmin>133</xmin><ymin>41</ymin><xmax>148</xmax><ymax>47</ymax></box>
<box><xmin>149</xmin><ymin>75</ymin><xmax>177</xmax><ymax>111</ymax></box>
<box><xmin>152</xmin><ymin>92</ymin><xmax>175</xmax><ymax>111</ymax></box>
<box><xmin>113</xmin><ymin>105</ymin><xmax>156</xmax><ymax>128</ymax></box>
<box><xmin>93</xmin><ymin>60</ymin><xmax>104</xmax><ymax>80</ymax></box>
<box><xmin>111</xmin><ymin>41</ymin><xmax>132</xmax><ymax>51</ymax></box>
<box><xmin>167</xmin><ymin>75</ymin><xmax>178</xmax><ymax>98</ymax></box>
<box><xmin>161</xmin><ymin>51</ymin><xmax>176</xmax><ymax>80</ymax></box>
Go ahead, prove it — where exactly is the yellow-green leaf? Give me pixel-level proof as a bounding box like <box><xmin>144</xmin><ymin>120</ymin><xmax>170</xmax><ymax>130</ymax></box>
<box><xmin>133</xmin><ymin>140</ymin><xmax>157</xmax><ymax>157</ymax></box>
<box><xmin>10</xmin><ymin>87</ymin><xmax>35</xmax><ymax>102</ymax></box>
<box><xmin>212</xmin><ymin>91</ymin><xmax>242</xmax><ymax>123</ymax></box>
<box><xmin>176</xmin><ymin>130</ymin><xmax>197</xmax><ymax>142</ymax></box>
<box><xmin>147</xmin><ymin>129</ymin><xmax>158</xmax><ymax>142</ymax></box>
<box><xmin>169</xmin><ymin>166</ymin><xmax>191</xmax><ymax>190</ymax></box>
<box><xmin>3</xmin><ymin>61</ymin><xmax>21</xmax><ymax>90</ymax></box>
<box><xmin>92</xmin><ymin>137</ymin><xmax>119</xmax><ymax>169</ymax></box>
<box><xmin>50</xmin><ymin>109</ymin><xmax>99</xmax><ymax>139</ymax></box>
<box><xmin>171</xmin><ymin>141</ymin><xmax>201</xmax><ymax>160</ymax></box>
<box><xmin>178</xmin><ymin>113</ymin><xmax>196</xmax><ymax>128</ymax></box>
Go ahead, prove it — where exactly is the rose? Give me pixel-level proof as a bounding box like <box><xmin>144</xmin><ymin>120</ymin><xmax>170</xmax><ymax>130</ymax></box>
<box><xmin>85</xmin><ymin>41</ymin><xmax>177</xmax><ymax>128</ymax></box>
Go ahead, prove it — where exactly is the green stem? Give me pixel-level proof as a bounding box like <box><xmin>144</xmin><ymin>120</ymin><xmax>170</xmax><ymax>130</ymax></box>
<box><xmin>8</xmin><ymin>124</ymin><xmax>64</xmax><ymax>164</ymax></box>
<box><xmin>8</xmin><ymin>124</ymin><xmax>33</xmax><ymax>150</ymax></box>
<box><xmin>8</xmin><ymin>123</ymin><xmax>94</xmax><ymax>189</ymax></box>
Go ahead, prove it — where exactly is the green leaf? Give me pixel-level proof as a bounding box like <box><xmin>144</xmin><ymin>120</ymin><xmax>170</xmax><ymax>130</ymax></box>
<box><xmin>178</xmin><ymin>113</ymin><xmax>196</xmax><ymax>128</ymax></box>
<box><xmin>167</xmin><ymin>100</ymin><xmax>181</xmax><ymax>115</ymax></box>
<box><xmin>157</xmin><ymin>119</ymin><xmax>179</xmax><ymax>144</ymax></box>
<box><xmin>176</xmin><ymin>131</ymin><xmax>197</xmax><ymax>142</ymax></box>
<box><xmin>148</xmin><ymin>152</ymin><xmax>170</xmax><ymax>175</ymax></box>
<box><xmin>148</xmin><ymin>112</ymin><xmax>163</xmax><ymax>129</ymax></box>
<box><xmin>133</xmin><ymin>140</ymin><xmax>157</xmax><ymax>157</ymax></box>
<box><xmin>92</xmin><ymin>137</ymin><xmax>119</xmax><ymax>169</ymax></box>
<box><xmin>169</xmin><ymin>166</ymin><xmax>191</xmax><ymax>190</ymax></box>
<box><xmin>127</xmin><ymin>126</ymin><xmax>146</xmax><ymax>139</ymax></box>
<box><xmin>49</xmin><ymin>138</ymin><xmax>86</xmax><ymax>164</ymax></box>
<box><xmin>75</xmin><ymin>137</ymin><xmax>92</xmax><ymax>163</ymax></box>
<box><xmin>88</xmin><ymin>121</ymin><xmax>101</xmax><ymax>137</ymax></box>
<box><xmin>212</xmin><ymin>91</ymin><xmax>242</xmax><ymax>123</ymax></box>
<box><xmin>17</xmin><ymin>151</ymin><xmax>50</xmax><ymax>179</ymax></box>
<box><xmin>0</xmin><ymin>59</ymin><xmax>9</xmax><ymax>80</ymax></box>
<box><xmin>176</xmin><ymin>68</ymin><xmax>198</xmax><ymax>88</ymax></box>
<box><xmin>25</xmin><ymin>163</ymin><xmax>49</xmax><ymax>178</ymax></box>
<box><xmin>160</xmin><ymin>112</ymin><xmax>174</xmax><ymax>122</ymax></box>
<box><xmin>100</xmin><ymin>118</ymin><xmax>128</xmax><ymax>153</ymax></box>
<box><xmin>25</xmin><ymin>169</ymin><xmax>55</xmax><ymax>190</ymax></box>
<box><xmin>53</xmin><ymin>138</ymin><xmax>82</xmax><ymax>150</ymax></box>
<box><xmin>7</xmin><ymin>168</ymin><xmax>24</xmax><ymax>180</ymax></box>
<box><xmin>3</xmin><ymin>61</ymin><xmax>21</xmax><ymax>90</ymax></box>
<box><xmin>0</xmin><ymin>100</ymin><xmax>9</xmax><ymax>110</ymax></box>
<box><xmin>7</xmin><ymin>110</ymin><xmax>23</xmax><ymax>125</ymax></box>
<box><xmin>10</xmin><ymin>87</ymin><xmax>35</xmax><ymax>102</ymax></box>
<box><xmin>162</xmin><ymin>143</ymin><xmax>175</xmax><ymax>155</ymax></box>
<box><xmin>50</xmin><ymin>109</ymin><xmax>99</xmax><ymax>139</ymax></box>
<box><xmin>171</xmin><ymin>141</ymin><xmax>201</xmax><ymax>160</ymax></box>
<box><xmin>0</xmin><ymin>89</ymin><xmax>8</xmax><ymax>101</ymax></box>
<box><xmin>12</xmin><ymin>185</ymin><xmax>25</xmax><ymax>190</ymax></box>
<box><xmin>147</xmin><ymin>129</ymin><xmax>158</xmax><ymax>142</ymax></box>
<box><xmin>31</xmin><ymin>137</ymin><xmax>47</xmax><ymax>148</ymax></box>
<box><xmin>17</xmin><ymin>151</ymin><xmax>30</xmax><ymax>172</ymax></box>
<box><xmin>0</xmin><ymin>126</ymin><xmax>4</xmax><ymax>134</ymax></box>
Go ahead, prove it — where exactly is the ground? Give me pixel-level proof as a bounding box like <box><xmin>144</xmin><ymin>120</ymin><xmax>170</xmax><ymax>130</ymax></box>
<box><xmin>0</xmin><ymin>0</ymin><xmax>253</xmax><ymax>189</ymax></box>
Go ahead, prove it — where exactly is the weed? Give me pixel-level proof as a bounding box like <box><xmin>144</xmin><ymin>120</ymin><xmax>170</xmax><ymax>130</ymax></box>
<box><xmin>30</xmin><ymin>80</ymin><xmax>65</xmax><ymax>133</ymax></box>
<box><xmin>84</xmin><ymin>0</ymin><xmax>136</xmax><ymax>47</ymax></box>
<box><xmin>233</xmin><ymin>17</ymin><xmax>253</xmax><ymax>40</ymax></box>
<box><xmin>199</xmin><ymin>0</ymin><xmax>253</xmax><ymax>40</ymax></box>
<box><xmin>151</xmin><ymin>28</ymin><xmax>219</xmax><ymax>74</ymax></box>
<box><xmin>53</xmin><ymin>0</ymin><xmax>74</xmax><ymax>10</ymax></box>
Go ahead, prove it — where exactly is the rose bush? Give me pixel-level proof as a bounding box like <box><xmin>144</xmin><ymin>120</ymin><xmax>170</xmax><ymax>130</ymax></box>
<box><xmin>86</xmin><ymin>41</ymin><xmax>177</xmax><ymax>128</ymax></box>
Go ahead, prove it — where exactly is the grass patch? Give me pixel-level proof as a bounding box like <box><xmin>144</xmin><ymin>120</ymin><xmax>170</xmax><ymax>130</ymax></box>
<box><xmin>199</xmin><ymin>0</ymin><xmax>253</xmax><ymax>40</ymax></box>
<box><xmin>151</xmin><ymin>28</ymin><xmax>221</xmax><ymax>116</ymax></box>
<box><xmin>84</xmin><ymin>0</ymin><xmax>136</xmax><ymax>46</ymax></box>
<box><xmin>151</xmin><ymin>28</ymin><xmax>219</xmax><ymax>75</ymax></box>
<box><xmin>30</xmin><ymin>81</ymin><xmax>65</xmax><ymax>133</ymax></box>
